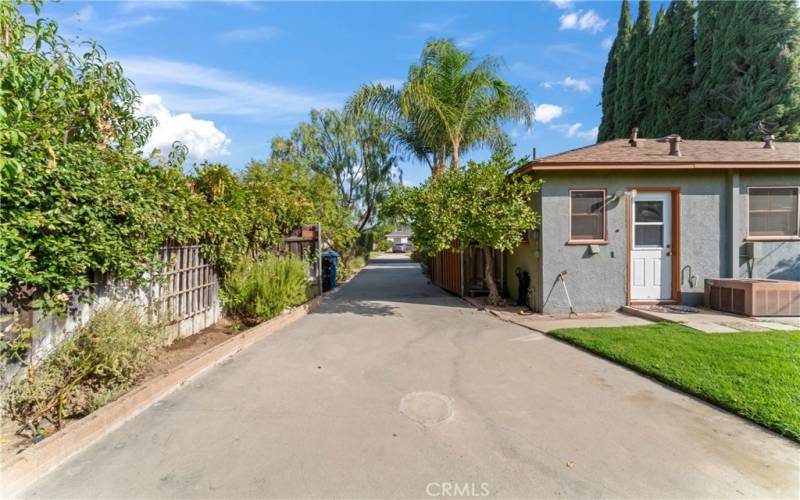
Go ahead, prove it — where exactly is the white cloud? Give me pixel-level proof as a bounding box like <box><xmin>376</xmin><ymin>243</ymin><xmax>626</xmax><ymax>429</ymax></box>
<box><xmin>582</xmin><ymin>126</ymin><xmax>599</xmax><ymax>140</ymax></box>
<box><xmin>602</xmin><ymin>36</ymin><xmax>614</xmax><ymax>50</ymax></box>
<box><xmin>415</xmin><ymin>18</ymin><xmax>454</xmax><ymax>32</ymax></box>
<box><xmin>552</xmin><ymin>122</ymin><xmax>598</xmax><ymax>140</ymax></box>
<box><xmin>61</xmin><ymin>4</ymin><xmax>157</xmax><ymax>34</ymax></box>
<box><xmin>117</xmin><ymin>1</ymin><xmax>186</xmax><ymax>14</ymax></box>
<box><xmin>559</xmin><ymin>12</ymin><xmax>580</xmax><ymax>29</ymax></box>
<box><xmin>534</xmin><ymin>104</ymin><xmax>563</xmax><ymax>124</ymax></box>
<box><xmin>138</xmin><ymin>94</ymin><xmax>230</xmax><ymax>161</ymax></box>
<box><xmin>562</xmin><ymin>76</ymin><xmax>591</xmax><ymax>92</ymax></box>
<box><xmin>543</xmin><ymin>76</ymin><xmax>591</xmax><ymax>93</ymax></box>
<box><xmin>219</xmin><ymin>25</ymin><xmax>281</xmax><ymax>43</ymax></box>
<box><xmin>120</xmin><ymin>57</ymin><xmax>343</xmax><ymax>121</ymax></box>
<box><xmin>550</xmin><ymin>0</ymin><xmax>574</xmax><ymax>9</ymax></box>
<box><xmin>560</xmin><ymin>10</ymin><xmax>608</xmax><ymax>34</ymax></box>
<box><xmin>102</xmin><ymin>15</ymin><xmax>157</xmax><ymax>32</ymax></box>
<box><xmin>455</xmin><ymin>31</ymin><xmax>492</xmax><ymax>49</ymax></box>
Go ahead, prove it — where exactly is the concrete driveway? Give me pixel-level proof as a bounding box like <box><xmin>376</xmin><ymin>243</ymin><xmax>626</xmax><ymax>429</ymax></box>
<box><xmin>21</xmin><ymin>255</ymin><xmax>799</xmax><ymax>498</ymax></box>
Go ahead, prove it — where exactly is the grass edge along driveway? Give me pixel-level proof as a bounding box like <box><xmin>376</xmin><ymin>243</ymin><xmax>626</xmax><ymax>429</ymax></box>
<box><xmin>549</xmin><ymin>323</ymin><xmax>800</xmax><ymax>442</ymax></box>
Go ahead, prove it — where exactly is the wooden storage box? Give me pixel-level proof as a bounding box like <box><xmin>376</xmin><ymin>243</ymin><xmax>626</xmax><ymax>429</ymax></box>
<box><xmin>704</xmin><ymin>278</ymin><xmax>800</xmax><ymax>316</ymax></box>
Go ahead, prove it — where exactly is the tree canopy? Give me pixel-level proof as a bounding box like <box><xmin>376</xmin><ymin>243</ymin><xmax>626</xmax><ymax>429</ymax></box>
<box><xmin>270</xmin><ymin>107</ymin><xmax>399</xmax><ymax>253</ymax></box>
<box><xmin>1</xmin><ymin>1</ymin><xmax>196</xmax><ymax>311</ymax></box>
<box><xmin>389</xmin><ymin>150</ymin><xmax>541</xmax><ymax>304</ymax></box>
<box><xmin>598</xmin><ymin>0</ymin><xmax>800</xmax><ymax>141</ymax></box>
<box><xmin>347</xmin><ymin>39</ymin><xmax>534</xmax><ymax>173</ymax></box>
<box><xmin>0</xmin><ymin>1</ymin><xmax>349</xmax><ymax>312</ymax></box>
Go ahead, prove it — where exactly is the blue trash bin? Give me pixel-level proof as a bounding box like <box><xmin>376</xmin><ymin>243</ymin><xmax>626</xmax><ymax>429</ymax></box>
<box><xmin>321</xmin><ymin>251</ymin><xmax>339</xmax><ymax>291</ymax></box>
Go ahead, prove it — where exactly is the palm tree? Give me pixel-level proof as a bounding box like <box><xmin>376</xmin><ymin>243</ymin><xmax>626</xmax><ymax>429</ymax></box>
<box><xmin>346</xmin><ymin>39</ymin><xmax>534</xmax><ymax>174</ymax></box>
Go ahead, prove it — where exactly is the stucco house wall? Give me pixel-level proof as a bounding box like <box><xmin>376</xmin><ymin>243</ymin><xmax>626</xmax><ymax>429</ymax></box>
<box><xmin>736</xmin><ymin>171</ymin><xmax>800</xmax><ymax>281</ymax></box>
<box><xmin>504</xmin><ymin>192</ymin><xmax>542</xmax><ymax>306</ymax></box>
<box><xmin>529</xmin><ymin>169</ymin><xmax>800</xmax><ymax>314</ymax></box>
<box><xmin>531</xmin><ymin>170</ymin><xmax>789</xmax><ymax>314</ymax></box>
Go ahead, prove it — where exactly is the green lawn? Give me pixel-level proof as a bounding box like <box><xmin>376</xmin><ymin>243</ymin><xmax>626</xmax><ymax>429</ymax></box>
<box><xmin>549</xmin><ymin>323</ymin><xmax>800</xmax><ymax>441</ymax></box>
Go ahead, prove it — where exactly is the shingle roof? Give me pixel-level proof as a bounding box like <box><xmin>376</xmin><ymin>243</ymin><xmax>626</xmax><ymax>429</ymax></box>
<box><xmin>525</xmin><ymin>138</ymin><xmax>800</xmax><ymax>169</ymax></box>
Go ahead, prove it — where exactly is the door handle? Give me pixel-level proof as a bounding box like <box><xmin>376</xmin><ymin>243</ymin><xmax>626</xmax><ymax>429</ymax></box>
<box><xmin>666</xmin><ymin>251</ymin><xmax>673</xmax><ymax>256</ymax></box>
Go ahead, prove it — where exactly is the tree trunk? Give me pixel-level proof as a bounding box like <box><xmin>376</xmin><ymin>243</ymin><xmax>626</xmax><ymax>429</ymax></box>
<box><xmin>356</xmin><ymin>205</ymin><xmax>372</xmax><ymax>233</ymax></box>
<box><xmin>451</xmin><ymin>141</ymin><xmax>460</xmax><ymax>169</ymax></box>
<box><xmin>433</xmin><ymin>146</ymin><xmax>447</xmax><ymax>175</ymax></box>
<box><xmin>482</xmin><ymin>247</ymin><xmax>501</xmax><ymax>305</ymax></box>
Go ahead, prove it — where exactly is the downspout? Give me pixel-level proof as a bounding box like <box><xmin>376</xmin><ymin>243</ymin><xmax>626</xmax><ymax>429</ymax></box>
<box><xmin>729</xmin><ymin>169</ymin><xmax>740</xmax><ymax>278</ymax></box>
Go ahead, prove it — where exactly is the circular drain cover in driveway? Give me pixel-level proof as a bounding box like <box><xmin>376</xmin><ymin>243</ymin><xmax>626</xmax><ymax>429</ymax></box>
<box><xmin>399</xmin><ymin>391</ymin><xmax>454</xmax><ymax>426</ymax></box>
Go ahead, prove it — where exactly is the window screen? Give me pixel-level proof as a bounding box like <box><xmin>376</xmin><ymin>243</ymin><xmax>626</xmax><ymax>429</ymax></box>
<box><xmin>570</xmin><ymin>190</ymin><xmax>606</xmax><ymax>241</ymax></box>
<box><xmin>748</xmin><ymin>187</ymin><xmax>799</xmax><ymax>237</ymax></box>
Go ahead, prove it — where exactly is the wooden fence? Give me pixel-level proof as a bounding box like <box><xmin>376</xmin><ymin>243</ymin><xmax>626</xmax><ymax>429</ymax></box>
<box><xmin>157</xmin><ymin>244</ymin><xmax>221</xmax><ymax>339</ymax></box>
<box><xmin>430</xmin><ymin>244</ymin><xmax>502</xmax><ymax>297</ymax></box>
<box><xmin>432</xmin><ymin>248</ymin><xmax>463</xmax><ymax>295</ymax></box>
<box><xmin>278</xmin><ymin>223</ymin><xmax>322</xmax><ymax>296</ymax></box>
<box><xmin>2</xmin><ymin>225</ymin><xmax>322</xmax><ymax>375</ymax></box>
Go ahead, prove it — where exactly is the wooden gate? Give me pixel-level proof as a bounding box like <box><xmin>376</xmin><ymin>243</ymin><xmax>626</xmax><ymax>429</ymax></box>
<box><xmin>430</xmin><ymin>244</ymin><xmax>502</xmax><ymax>297</ymax></box>
<box><xmin>431</xmin><ymin>247</ymin><xmax>463</xmax><ymax>295</ymax></box>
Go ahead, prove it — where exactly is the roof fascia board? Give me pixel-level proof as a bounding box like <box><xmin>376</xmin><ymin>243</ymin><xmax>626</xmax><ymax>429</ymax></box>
<box><xmin>517</xmin><ymin>162</ymin><xmax>800</xmax><ymax>174</ymax></box>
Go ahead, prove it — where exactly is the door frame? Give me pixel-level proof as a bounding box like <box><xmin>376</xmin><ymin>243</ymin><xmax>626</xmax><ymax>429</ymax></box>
<box><xmin>626</xmin><ymin>187</ymin><xmax>681</xmax><ymax>305</ymax></box>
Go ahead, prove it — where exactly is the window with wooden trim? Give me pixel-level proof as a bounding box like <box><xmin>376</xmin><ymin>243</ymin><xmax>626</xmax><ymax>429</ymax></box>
<box><xmin>569</xmin><ymin>189</ymin><xmax>607</xmax><ymax>242</ymax></box>
<box><xmin>747</xmin><ymin>187</ymin><xmax>799</xmax><ymax>238</ymax></box>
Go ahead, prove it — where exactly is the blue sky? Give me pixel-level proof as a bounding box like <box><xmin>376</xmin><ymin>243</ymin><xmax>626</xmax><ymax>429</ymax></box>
<box><xmin>43</xmin><ymin>0</ymin><xmax>647</xmax><ymax>185</ymax></box>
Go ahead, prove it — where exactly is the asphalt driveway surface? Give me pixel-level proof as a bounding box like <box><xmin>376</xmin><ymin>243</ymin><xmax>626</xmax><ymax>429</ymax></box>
<box><xmin>20</xmin><ymin>255</ymin><xmax>799</xmax><ymax>498</ymax></box>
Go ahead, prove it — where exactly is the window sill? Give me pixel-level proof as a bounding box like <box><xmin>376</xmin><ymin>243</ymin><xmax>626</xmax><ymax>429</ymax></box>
<box><xmin>745</xmin><ymin>236</ymin><xmax>800</xmax><ymax>242</ymax></box>
<box><xmin>566</xmin><ymin>240</ymin><xmax>608</xmax><ymax>246</ymax></box>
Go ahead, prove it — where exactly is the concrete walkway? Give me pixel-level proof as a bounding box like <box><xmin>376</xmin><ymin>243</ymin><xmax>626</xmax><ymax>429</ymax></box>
<box><xmin>623</xmin><ymin>304</ymin><xmax>800</xmax><ymax>333</ymax></box>
<box><xmin>20</xmin><ymin>256</ymin><xmax>799</xmax><ymax>499</ymax></box>
<box><xmin>463</xmin><ymin>297</ymin><xmax>653</xmax><ymax>333</ymax></box>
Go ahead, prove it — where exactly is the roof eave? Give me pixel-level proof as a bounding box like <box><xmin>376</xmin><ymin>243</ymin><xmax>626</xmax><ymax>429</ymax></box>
<box><xmin>516</xmin><ymin>161</ymin><xmax>800</xmax><ymax>175</ymax></box>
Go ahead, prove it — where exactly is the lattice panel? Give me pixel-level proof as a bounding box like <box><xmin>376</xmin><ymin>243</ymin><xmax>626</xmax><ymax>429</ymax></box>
<box><xmin>159</xmin><ymin>245</ymin><xmax>218</xmax><ymax>323</ymax></box>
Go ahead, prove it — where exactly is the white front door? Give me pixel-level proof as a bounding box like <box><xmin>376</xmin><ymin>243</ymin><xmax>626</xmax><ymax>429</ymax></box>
<box><xmin>630</xmin><ymin>192</ymin><xmax>673</xmax><ymax>301</ymax></box>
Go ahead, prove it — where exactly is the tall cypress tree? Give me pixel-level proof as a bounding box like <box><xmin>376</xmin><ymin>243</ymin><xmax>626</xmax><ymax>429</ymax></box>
<box><xmin>729</xmin><ymin>0</ymin><xmax>800</xmax><ymax>140</ymax></box>
<box><xmin>598</xmin><ymin>0</ymin><xmax>632</xmax><ymax>142</ymax></box>
<box><xmin>604</xmin><ymin>0</ymin><xmax>800</xmax><ymax>140</ymax></box>
<box><xmin>597</xmin><ymin>44</ymin><xmax>618</xmax><ymax>141</ymax></box>
<box><xmin>611</xmin><ymin>0</ymin><xmax>634</xmax><ymax>139</ymax></box>
<box><xmin>618</xmin><ymin>0</ymin><xmax>652</xmax><ymax>137</ymax></box>
<box><xmin>641</xmin><ymin>6</ymin><xmax>668</xmax><ymax>137</ymax></box>
<box><xmin>700</xmin><ymin>0</ymin><xmax>739</xmax><ymax>138</ymax></box>
<box><xmin>688</xmin><ymin>0</ymin><xmax>720</xmax><ymax>138</ymax></box>
<box><xmin>660</xmin><ymin>0</ymin><xmax>695</xmax><ymax>137</ymax></box>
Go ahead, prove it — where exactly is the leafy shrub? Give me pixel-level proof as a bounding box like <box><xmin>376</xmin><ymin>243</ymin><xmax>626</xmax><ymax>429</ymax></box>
<box><xmin>221</xmin><ymin>255</ymin><xmax>308</xmax><ymax>324</ymax></box>
<box><xmin>0</xmin><ymin>3</ymin><xmax>204</xmax><ymax>313</ymax></box>
<box><xmin>410</xmin><ymin>251</ymin><xmax>431</xmax><ymax>277</ymax></box>
<box><xmin>3</xmin><ymin>303</ymin><xmax>166</xmax><ymax>437</ymax></box>
<box><xmin>336</xmin><ymin>262</ymin><xmax>352</xmax><ymax>283</ymax></box>
<box><xmin>1</xmin><ymin>3</ymin><xmax>346</xmax><ymax>316</ymax></box>
<box><xmin>378</xmin><ymin>239</ymin><xmax>393</xmax><ymax>252</ymax></box>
